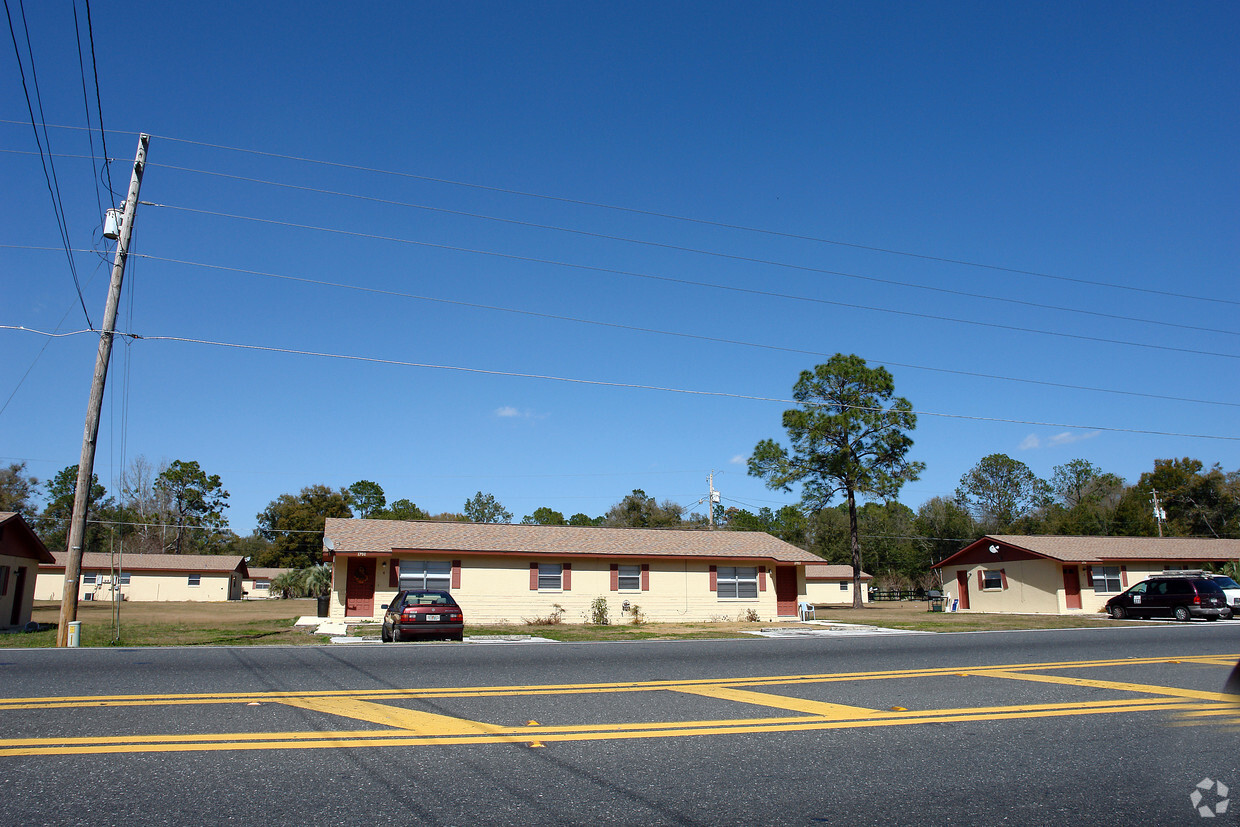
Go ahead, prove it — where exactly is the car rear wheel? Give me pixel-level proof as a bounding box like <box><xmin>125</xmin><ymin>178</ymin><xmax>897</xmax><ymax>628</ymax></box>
<box><xmin>381</xmin><ymin>625</ymin><xmax>391</xmax><ymax>642</ymax></box>
<box><xmin>1108</xmin><ymin>605</ymin><xmax>1126</xmax><ymax>620</ymax></box>
<box><xmin>1173</xmin><ymin>605</ymin><xmax>1191</xmax><ymax>622</ymax></box>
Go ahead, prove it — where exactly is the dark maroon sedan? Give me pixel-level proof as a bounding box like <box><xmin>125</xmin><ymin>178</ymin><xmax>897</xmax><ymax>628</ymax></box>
<box><xmin>380</xmin><ymin>589</ymin><xmax>464</xmax><ymax>642</ymax></box>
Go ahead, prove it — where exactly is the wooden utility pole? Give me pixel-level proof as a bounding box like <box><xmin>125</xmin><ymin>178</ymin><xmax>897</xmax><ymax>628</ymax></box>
<box><xmin>56</xmin><ymin>134</ymin><xmax>149</xmax><ymax>647</ymax></box>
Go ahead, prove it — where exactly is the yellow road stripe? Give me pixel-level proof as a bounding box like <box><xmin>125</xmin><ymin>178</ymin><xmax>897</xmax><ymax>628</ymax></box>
<box><xmin>275</xmin><ymin>696</ymin><xmax>504</xmax><ymax>735</ymax></box>
<box><xmin>0</xmin><ymin>699</ymin><xmax>1211</xmax><ymax>757</ymax></box>
<box><xmin>671</xmin><ymin>685</ymin><xmax>874</xmax><ymax>718</ymax></box>
<box><xmin>969</xmin><ymin>669</ymin><xmax>1240</xmax><ymax>703</ymax></box>
<box><xmin>4</xmin><ymin>654</ymin><xmax>1234</xmax><ymax>710</ymax></box>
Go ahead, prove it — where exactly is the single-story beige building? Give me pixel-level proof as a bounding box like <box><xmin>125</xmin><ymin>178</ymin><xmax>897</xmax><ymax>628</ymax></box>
<box><xmin>37</xmin><ymin>553</ymin><xmax>248</xmax><ymax>603</ymax></box>
<box><xmin>244</xmin><ymin>567</ymin><xmax>293</xmax><ymax>598</ymax></box>
<box><xmin>322</xmin><ymin>518</ymin><xmax>826</xmax><ymax>623</ymax></box>
<box><xmin>804</xmin><ymin>564</ymin><xmax>872</xmax><ymax>605</ymax></box>
<box><xmin>1</xmin><ymin>512</ymin><xmax>55</xmax><ymax>630</ymax></box>
<box><xmin>934</xmin><ymin>535</ymin><xmax>1240</xmax><ymax>615</ymax></box>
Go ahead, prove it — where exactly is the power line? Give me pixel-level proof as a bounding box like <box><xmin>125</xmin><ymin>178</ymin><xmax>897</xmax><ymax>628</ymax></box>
<box><xmin>3</xmin><ymin>1</ymin><xmax>93</xmax><ymax>329</ymax></box>
<box><xmin>143</xmin><ymin>201</ymin><xmax>1240</xmax><ymax>362</ymax></box>
<box><xmin>4</xmin><ymin>324</ymin><xmax>1236</xmax><ymax>442</ymax></box>
<box><xmin>129</xmin><ymin>251</ymin><xmax>1240</xmax><ymax>410</ymax></box>
<box><xmin>147</xmin><ymin>161</ymin><xmax>1240</xmax><ymax>339</ymax></box>
<box><xmin>141</xmin><ymin>130</ymin><xmax>1239</xmax><ymax>308</ymax></box>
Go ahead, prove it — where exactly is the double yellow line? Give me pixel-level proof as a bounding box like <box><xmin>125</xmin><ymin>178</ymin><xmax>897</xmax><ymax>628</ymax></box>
<box><xmin>1</xmin><ymin>654</ymin><xmax>1236</xmax><ymax>756</ymax></box>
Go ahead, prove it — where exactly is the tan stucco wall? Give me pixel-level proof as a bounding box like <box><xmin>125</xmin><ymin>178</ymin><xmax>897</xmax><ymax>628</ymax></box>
<box><xmin>1</xmin><ymin>553</ymin><xmax>37</xmax><ymax>629</ymax></box>
<box><xmin>939</xmin><ymin>560</ymin><xmax>1215</xmax><ymax>614</ymax></box>
<box><xmin>804</xmin><ymin>579</ymin><xmax>870</xmax><ymax>605</ymax></box>
<box><xmin>35</xmin><ymin>571</ymin><xmax>243</xmax><ymax>602</ymax></box>
<box><xmin>327</xmin><ymin>555</ymin><xmax>796</xmax><ymax>623</ymax></box>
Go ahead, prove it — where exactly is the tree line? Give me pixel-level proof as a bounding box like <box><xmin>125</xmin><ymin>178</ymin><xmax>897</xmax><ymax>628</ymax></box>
<box><xmin>3</xmin><ymin>355</ymin><xmax>1236</xmax><ymax>584</ymax></box>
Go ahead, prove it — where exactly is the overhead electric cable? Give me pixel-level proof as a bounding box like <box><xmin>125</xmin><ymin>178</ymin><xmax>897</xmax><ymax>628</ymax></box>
<box><xmin>149</xmin><ymin>162</ymin><xmax>1240</xmax><ymax>339</ymax></box>
<box><xmin>141</xmin><ymin>130</ymin><xmax>1239</xmax><ymax>308</ymax></box>
<box><xmin>3</xmin><ymin>1</ymin><xmax>92</xmax><ymax>328</ymax></box>
<box><xmin>79</xmin><ymin>0</ymin><xmax>113</xmax><ymax>198</ymax></box>
<box><xmin>130</xmin><ymin>252</ymin><xmax>1240</xmax><ymax>410</ymax></box>
<box><xmin>70</xmin><ymin>0</ymin><xmax>103</xmax><ymax>218</ymax></box>
<box><xmin>143</xmin><ymin>201</ymin><xmax>1240</xmax><ymax>362</ymax></box>
<box><xmin>4</xmin><ymin>325</ymin><xmax>1236</xmax><ymax>442</ymax></box>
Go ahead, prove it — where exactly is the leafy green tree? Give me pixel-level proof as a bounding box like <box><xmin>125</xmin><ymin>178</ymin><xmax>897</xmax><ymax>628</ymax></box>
<box><xmin>914</xmin><ymin>496</ymin><xmax>977</xmax><ymax>570</ymax></box>
<box><xmin>154</xmin><ymin>460</ymin><xmax>230</xmax><ymax>553</ymax></box>
<box><xmin>255</xmin><ymin>484</ymin><xmax>352</xmax><ymax>568</ymax></box>
<box><xmin>0</xmin><ymin>462</ymin><xmax>38</xmax><ymax>518</ymax></box>
<box><xmin>219</xmin><ymin>530</ymin><xmax>274</xmax><ymax>561</ymax></box>
<box><xmin>463</xmin><ymin>491</ymin><xmax>512</xmax><ymax>524</ymax></box>
<box><xmin>1115</xmin><ymin>458</ymin><xmax>1240</xmax><ymax>538</ymax></box>
<box><xmin>383</xmin><ymin>498</ymin><xmax>429</xmax><ymax>521</ymax></box>
<box><xmin>724</xmin><ymin>505</ymin><xmax>809</xmax><ymax>546</ymax></box>
<box><xmin>522</xmin><ymin>507</ymin><xmax>566</xmax><ymax>525</ymax></box>
<box><xmin>954</xmin><ymin>453</ymin><xmax>1051</xmax><ymax>532</ymax></box>
<box><xmin>604</xmin><ymin>489</ymin><xmax>684</xmax><ymax>528</ymax></box>
<box><xmin>347</xmin><ymin>480</ymin><xmax>387</xmax><ymax>519</ymax></box>
<box><xmin>568</xmin><ymin>512</ymin><xmax>603</xmax><ymax>526</ymax></box>
<box><xmin>1043</xmin><ymin>459</ymin><xmax>1125</xmax><ymax>535</ymax></box>
<box><xmin>749</xmin><ymin>355</ymin><xmax>924</xmax><ymax>607</ymax></box>
<box><xmin>35</xmin><ymin>464</ymin><xmax>112</xmax><ymax>555</ymax></box>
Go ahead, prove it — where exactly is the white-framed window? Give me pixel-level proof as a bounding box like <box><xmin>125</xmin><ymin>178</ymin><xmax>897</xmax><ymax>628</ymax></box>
<box><xmin>618</xmin><ymin>564</ymin><xmax>641</xmax><ymax>591</ymax></box>
<box><xmin>400</xmin><ymin>560</ymin><xmax>452</xmax><ymax>591</ymax></box>
<box><xmin>117</xmin><ymin>573</ymin><xmax>130</xmax><ymax>585</ymax></box>
<box><xmin>82</xmin><ymin>573</ymin><xmax>97</xmax><ymax>585</ymax></box>
<box><xmin>1092</xmin><ymin>566</ymin><xmax>1122</xmax><ymax>593</ymax></box>
<box><xmin>538</xmin><ymin>562</ymin><xmax>563</xmax><ymax>591</ymax></box>
<box><xmin>981</xmin><ymin>570</ymin><xmax>1004</xmax><ymax>590</ymax></box>
<box><xmin>254</xmin><ymin>581</ymin><xmax>270</xmax><ymax>591</ymax></box>
<box><xmin>717</xmin><ymin>566</ymin><xmax>758</xmax><ymax>599</ymax></box>
<box><xmin>188</xmin><ymin>574</ymin><xmax>201</xmax><ymax>587</ymax></box>
<box><xmin>839</xmin><ymin>581</ymin><xmax>849</xmax><ymax>591</ymax></box>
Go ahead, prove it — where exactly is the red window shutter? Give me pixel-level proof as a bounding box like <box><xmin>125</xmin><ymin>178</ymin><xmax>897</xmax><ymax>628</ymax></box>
<box><xmin>1120</xmin><ymin>565</ymin><xmax>1128</xmax><ymax>587</ymax></box>
<box><xmin>610</xmin><ymin>564</ymin><xmax>619</xmax><ymax>591</ymax></box>
<box><xmin>530</xmin><ymin>563</ymin><xmax>539</xmax><ymax>591</ymax></box>
<box><xmin>1000</xmin><ymin>569</ymin><xmax>1008</xmax><ymax>589</ymax></box>
<box><xmin>451</xmin><ymin>560</ymin><xmax>461</xmax><ymax>589</ymax></box>
<box><xmin>758</xmin><ymin>567</ymin><xmax>767</xmax><ymax>592</ymax></box>
<box><xmin>977</xmin><ymin>571</ymin><xmax>984</xmax><ymax>590</ymax></box>
<box><xmin>709</xmin><ymin>565</ymin><xmax>717</xmax><ymax>591</ymax></box>
<box><xmin>388</xmin><ymin>559</ymin><xmax>400</xmax><ymax>588</ymax></box>
<box><xmin>563</xmin><ymin>563</ymin><xmax>572</xmax><ymax>591</ymax></box>
<box><xmin>641</xmin><ymin>563</ymin><xmax>649</xmax><ymax>591</ymax></box>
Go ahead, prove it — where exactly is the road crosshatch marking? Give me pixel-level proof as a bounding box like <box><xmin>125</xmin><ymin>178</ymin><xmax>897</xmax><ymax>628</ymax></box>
<box><xmin>1</xmin><ymin>654</ymin><xmax>1236</xmax><ymax>757</ymax></box>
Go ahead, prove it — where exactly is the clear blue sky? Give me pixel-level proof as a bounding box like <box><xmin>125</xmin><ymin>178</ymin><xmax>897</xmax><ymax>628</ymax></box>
<box><xmin>3</xmin><ymin>1</ymin><xmax>1237</xmax><ymax>535</ymax></box>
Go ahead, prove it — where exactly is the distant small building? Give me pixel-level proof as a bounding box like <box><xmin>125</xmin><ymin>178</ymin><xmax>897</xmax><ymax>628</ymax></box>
<box><xmin>803</xmin><ymin>564</ymin><xmax>872</xmax><ymax>605</ymax></box>
<box><xmin>935</xmin><ymin>535</ymin><xmax>1240</xmax><ymax>614</ymax></box>
<box><xmin>36</xmin><ymin>553</ymin><xmax>249</xmax><ymax>603</ymax></box>
<box><xmin>1</xmin><ymin>512</ymin><xmax>55</xmax><ymax>630</ymax></box>
<box><xmin>244</xmin><ymin>567</ymin><xmax>293</xmax><ymax>598</ymax></box>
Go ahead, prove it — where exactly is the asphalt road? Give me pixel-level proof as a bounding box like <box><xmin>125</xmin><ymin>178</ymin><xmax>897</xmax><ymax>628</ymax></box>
<box><xmin>2</xmin><ymin>623</ymin><xmax>1238</xmax><ymax>826</ymax></box>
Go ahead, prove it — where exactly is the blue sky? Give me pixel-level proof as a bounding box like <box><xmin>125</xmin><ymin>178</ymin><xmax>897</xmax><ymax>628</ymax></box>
<box><xmin>3</xmin><ymin>1</ymin><xmax>1237</xmax><ymax>534</ymax></box>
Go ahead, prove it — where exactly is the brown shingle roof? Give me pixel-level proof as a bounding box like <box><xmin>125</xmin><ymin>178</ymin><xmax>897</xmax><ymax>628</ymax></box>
<box><xmin>42</xmin><ymin>552</ymin><xmax>248</xmax><ymax>575</ymax></box>
<box><xmin>246</xmin><ymin>567</ymin><xmax>293</xmax><ymax>580</ymax></box>
<box><xmin>805</xmin><ymin>564</ymin><xmax>872</xmax><ymax>580</ymax></box>
<box><xmin>323</xmin><ymin>518</ymin><xmax>822</xmax><ymax>563</ymax></box>
<box><xmin>964</xmin><ymin>535</ymin><xmax>1240</xmax><ymax>564</ymax></box>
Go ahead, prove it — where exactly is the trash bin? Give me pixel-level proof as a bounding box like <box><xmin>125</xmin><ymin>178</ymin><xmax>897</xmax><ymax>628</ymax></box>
<box><xmin>316</xmin><ymin>594</ymin><xmax>330</xmax><ymax>617</ymax></box>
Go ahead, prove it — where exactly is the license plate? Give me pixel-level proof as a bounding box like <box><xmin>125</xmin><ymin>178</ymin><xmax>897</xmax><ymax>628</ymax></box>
<box><xmin>425</xmin><ymin>614</ymin><xmax>441</xmax><ymax>621</ymax></box>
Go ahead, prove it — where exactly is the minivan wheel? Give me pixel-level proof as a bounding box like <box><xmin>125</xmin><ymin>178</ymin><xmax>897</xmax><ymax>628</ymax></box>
<box><xmin>1174</xmin><ymin>605</ymin><xmax>1191</xmax><ymax>622</ymax></box>
<box><xmin>1109</xmin><ymin>605</ymin><xmax>1126</xmax><ymax>620</ymax></box>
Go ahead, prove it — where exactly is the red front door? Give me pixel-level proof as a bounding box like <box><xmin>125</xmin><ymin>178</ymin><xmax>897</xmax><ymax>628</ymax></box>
<box><xmin>345</xmin><ymin>557</ymin><xmax>376</xmax><ymax>617</ymax></box>
<box><xmin>956</xmin><ymin>570</ymin><xmax>970</xmax><ymax>610</ymax></box>
<box><xmin>775</xmin><ymin>566</ymin><xmax>798</xmax><ymax>617</ymax></box>
<box><xmin>1063</xmin><ymin>567</ymin><xmax>1082</xmax><ymax>610</ymax></box>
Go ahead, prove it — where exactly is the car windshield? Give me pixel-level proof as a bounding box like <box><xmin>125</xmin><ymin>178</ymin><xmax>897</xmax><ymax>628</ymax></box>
<box><xmin>405</xmin><ymin>591</ymin><xmax>455</xmax><ymax>607</ymax></box>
